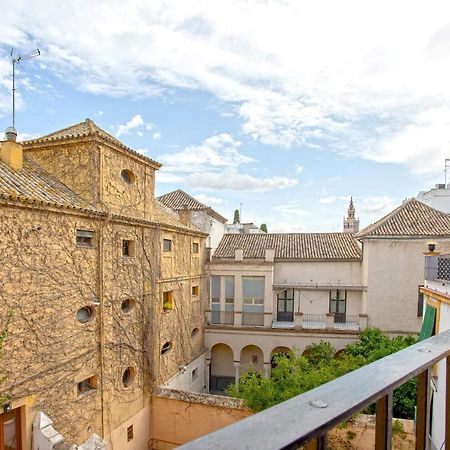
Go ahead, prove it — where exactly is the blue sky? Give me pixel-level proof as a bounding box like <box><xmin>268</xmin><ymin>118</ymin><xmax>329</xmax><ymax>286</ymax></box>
<box><xmin>1</xmin><ymin>1</ymin><xmax>449</xmax><ymax>232</ymax></box>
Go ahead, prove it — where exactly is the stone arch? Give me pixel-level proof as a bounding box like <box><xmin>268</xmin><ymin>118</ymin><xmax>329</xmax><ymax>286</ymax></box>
<box><xmin>210</xmin><ymin>343</ymin><xmax>235</xmax><ymax>393</ymax></box>
<box><xmin>270</xmin><ymin>346</ymin><xmax>292</xmax><ymax>370</ymax></box>
<box><xmin>334</xmin><ymin>348</ymin><xmax>346</xmax><ymax>359</ymax></box>
<box><xmin>240</xmin><ymin>344</ymin><xmax>264</xmax><ymax>375</ymax></box>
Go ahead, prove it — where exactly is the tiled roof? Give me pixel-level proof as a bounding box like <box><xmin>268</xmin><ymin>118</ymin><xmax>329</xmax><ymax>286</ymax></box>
<box><xmin>356</xmin><ymin>198</ymin><xmax>450</xmax><ymax>238</ymax></box>
<box><xmin>213</xmin><ymin>233</ymin><xmax>362</xmax><ymax>260</ymax></box>
<box><xmin>157</xmin><ymin>189</ymin><xmax>227</xmax><ymax>223</ymax></box>
<box><xmin>0</xmin><ymin>157</ymin><xmax>100</xmax><ymax>213</ymax></box>
<box><xmin>23</xmin><ymin>119</ymin><xmax>162</xmax><ymax>168</ymax></box>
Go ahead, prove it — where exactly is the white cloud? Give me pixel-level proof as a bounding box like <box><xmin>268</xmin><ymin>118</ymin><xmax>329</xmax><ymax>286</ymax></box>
<box><xmin>153</xmin><ymin>132</ymin><xmax>162</xmax><ymax>140</ymax></box>
<box><xmin>3</xmin><ymin>2</ymin><xmax>450</xmax><ymax>175</ymax></box>
<box><xmin>156</xmin><ymin>170</ymin><xmax>183</xmax><ymax>184</ymax></box>
<box><xmin>97</xmin><ymin>110</ymin><xmax>104</xmax><ymax>116</ymax></box>
<box><xmin>113</xmin><ymin>114</ymin><xmax>156</xmax><ymax>137</ymax></box>
<box><xmin>296</xmin><ymin>165</ymin><xmax>304</xmax><ymax>173</ymax></box>
<box><xmin>115</xmin><ymin>114</ymin><xmax>144</xmax><ymax>137</ymax></box>
<box><xmin>193</xmin><ymin>193</ymin><xmax>223</xmax><ymax>206</ymax></box>
<box><xmin>319</xmin><ymin>195</ymin><xmax>350</xmax><ymax>204</ymax></box>
<box><xmin>273</xmin><ymin>202</ymin><xmax>309</xmax><ymax>217</ymax></box>
<box><xmin>186</xmin><ymin>169</ymin><xmax>297</xmax><ymax>192</ymax></box>
<box><xmin>159</xmin><ymin>133</ymin><xmax>297</xmax><ymax>191</ymax></box>
<box><xmin>160</xmin><ymin>133</ymin><xmax>252</xmax><ymax>172</ymax></box>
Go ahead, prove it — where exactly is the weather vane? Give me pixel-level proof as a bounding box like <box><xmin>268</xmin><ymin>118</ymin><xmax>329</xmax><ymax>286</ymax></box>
<box><xmin>10</xmin><ymin>48</ymin><xmax>40</xmax><ymax>130</ymax></box>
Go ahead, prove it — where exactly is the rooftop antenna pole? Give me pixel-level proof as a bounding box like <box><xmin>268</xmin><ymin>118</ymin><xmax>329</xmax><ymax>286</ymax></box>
<box><xmin>240</xmin><ymin>202</ymin><xmax>243</xmax><ymax>223</ymax></box>
<box><xmin>10</xmin><ymin>48</ymin><xmax>40</xmax><ymax>130</ymax></box>
<box><xmin>445</xmin><ymin>158</ymin><xmax>450</xmax><ymax>186</ymax></box>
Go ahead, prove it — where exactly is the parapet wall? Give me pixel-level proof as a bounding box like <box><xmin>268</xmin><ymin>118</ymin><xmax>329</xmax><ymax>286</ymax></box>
<box><xmin>151</xmin><ymin>388</ymin><xmax>251</xmax><ymax>449</ymax></box>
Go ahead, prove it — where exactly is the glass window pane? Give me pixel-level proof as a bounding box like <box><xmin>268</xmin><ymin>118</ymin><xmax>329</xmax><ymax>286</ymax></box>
<box><xmin>330</xmin><ymin>300</ymin><xmax>337</xmax><ymax>313</ymax></box>
<box><xmin>278</xmin><ymin>299</ymin><xmax>284</xmax><ymax>311</ymax></box>
<box><xmin>287</xmin><ymin>289</ymin><xmax>294</xmax><ymax>300</ymax></box>
<box><xmin>225</xmin><ymin>276</ymin><xmax>234</xmax><ymax>300</ymax></box>
<box><xmin>243</xmin><ymin>276</ymin><xmax>264</xmax><ymax>299</ymax></box>
<box><xmin>339</xmin><ymin>299</ymin><xmax>346</xmax><ymax>313</ymax></box>
<box><xmin>211</xmin><ymin>276</ymin><xmax>220</xmax><ymax>299</ymax></box>
<box><xmin>330</xmin><ymin>290</ymin><xmax>337</xmax><ymax>301</ymax></box>
<box><xmin>286</xmin><ymin>299</ymin><xmax>294</xmax><ymax>312</ymax></box>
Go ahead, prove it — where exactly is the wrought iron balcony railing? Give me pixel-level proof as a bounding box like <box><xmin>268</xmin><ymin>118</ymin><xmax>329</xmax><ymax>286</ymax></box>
<box><xmin>180</xmin><ymin>329</ymin><xmax>450</xmax><ymax>450</ymax></box>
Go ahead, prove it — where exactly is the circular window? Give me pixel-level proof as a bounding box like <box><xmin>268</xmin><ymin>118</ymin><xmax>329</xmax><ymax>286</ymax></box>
<box><xmin>161</xmin><ymin>341</ymin><xmax>172</xmax><ymax>355</ymax></box>
<box><xmin>76</xmin><ymin>306</ymin><xmax>95</xmax><ymax>323</ymax></box>
<box><xmin>121</xmin><ymin>169</ymin><xmax>135</xmax><ymax>184</ymax></box>
<box><xmin>121</xmin><ymin>298</ymin><xmax>135</xmax><ymax>313</ymax></box>
<box><xmin>122</xmin><ymin>367</ymin><xmax>136</xmax><ymax>388</ymax></box>
<box><xmin>191</xmin><ymin>328</ymin><xmax>199</xmax><ymax>338</ymax></box>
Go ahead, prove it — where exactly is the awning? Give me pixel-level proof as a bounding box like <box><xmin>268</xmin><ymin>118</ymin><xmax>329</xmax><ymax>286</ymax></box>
<box><xmin>419</xmin><ymin>304</ymin><xmax>436</xmax><ymax>341</ymax></box>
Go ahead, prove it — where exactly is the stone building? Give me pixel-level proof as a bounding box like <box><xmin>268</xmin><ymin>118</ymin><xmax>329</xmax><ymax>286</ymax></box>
<box><xmin>157</xmin><ymin>189</ymin><xmax>227</xmax><ymax>253</ymax></box>
<box><xmin>0</xmin><ymin>120</ymin><xmax>207</xmax><ymax>449</ymax></box>
<box><xmin>205</xmin><ymin>199</ymin><xmax>450</xmax><ymax>393</ymax></box>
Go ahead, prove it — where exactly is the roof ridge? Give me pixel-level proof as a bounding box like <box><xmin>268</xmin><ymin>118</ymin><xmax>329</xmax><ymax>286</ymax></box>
<box><xmin>356</xmin><ymin>197</ymin><xmax>450</xmax><ymax>238</ymax></box>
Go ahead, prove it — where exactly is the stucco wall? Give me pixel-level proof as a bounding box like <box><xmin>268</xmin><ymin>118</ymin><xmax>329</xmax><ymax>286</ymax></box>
<box><xmin>364</xmin><ymin>239</ymin><xmax>450</xmax><ymax>333</ymax></box>
<box><xmin>274</xmin><ymin>260</ymin><xmax>362</xmax><ymax>286</ymax></box>
<box><xmin>151</xmin><ymin>389</ymin><xmax>251</xmax><ymax>449</ymax></box>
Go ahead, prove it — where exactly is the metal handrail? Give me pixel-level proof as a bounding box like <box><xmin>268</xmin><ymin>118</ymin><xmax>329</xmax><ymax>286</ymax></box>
<box><xmin>179</xmin><ymin>330</ymin><xmax>450</xmax><ymax>450</ymax></box>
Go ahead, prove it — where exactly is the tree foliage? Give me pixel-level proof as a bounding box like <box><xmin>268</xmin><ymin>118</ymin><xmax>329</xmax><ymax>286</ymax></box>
<box><xmin>228</xmin><ymin>328</ymin><xmax>418</xmax><ymax>418</ymax></box>
<box><xmin>233</xmin><ymin>209</ymin><xmax>240</xmax><ymax>224</ymax></box>
<box><xmin>260</xmin><ymin>224</ymin><xmax>268</xmax><ymax>233</ymax></box>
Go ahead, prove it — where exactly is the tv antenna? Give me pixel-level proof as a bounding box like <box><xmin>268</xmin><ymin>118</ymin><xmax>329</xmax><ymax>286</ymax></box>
<box><xmin>445</xmin><ymin>158</ymin><xmax>450</xmax><ymax>186</ymax></box>
<box><xmin>10</xmin><ymin>48</ymin><xmax>40</xmax><ymax>130</ymax></box>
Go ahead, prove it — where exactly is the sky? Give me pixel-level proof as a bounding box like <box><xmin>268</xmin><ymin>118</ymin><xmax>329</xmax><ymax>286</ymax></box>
<box><xmin>1</xmin><ymin>0</ymin><xmax>450</xmax><ymax>232</ymax></box>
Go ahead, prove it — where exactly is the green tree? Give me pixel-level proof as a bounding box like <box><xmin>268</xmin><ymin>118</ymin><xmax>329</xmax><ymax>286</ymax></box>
<box><xmin>233</xmin><ymin>209</ymin><xmax>240</xmax><ymax>224</ymax></box>
<box><xmin>260</xmin><ymin>224</ymin><xmax>268</xmax><ymax>233</ymax></box>
<box><xmin>228</xmin><ymin>329</ymin><xmax>418</xmax><ymax>418</ymax></box>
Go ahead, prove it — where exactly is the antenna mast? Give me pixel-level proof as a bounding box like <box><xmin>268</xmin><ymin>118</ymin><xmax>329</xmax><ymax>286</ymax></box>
<box><xmin>10</xmin><ymin>48</ymin><xmax>40</xmax><ymax>130</ymax></box>
<box><xmin>445</xmin><ymin>158</ymin><xmax>450</xmax><ymax>186</ymax></box>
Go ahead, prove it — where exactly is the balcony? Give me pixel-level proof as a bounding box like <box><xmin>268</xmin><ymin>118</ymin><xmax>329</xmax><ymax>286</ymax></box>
<box><xmin>207</xmin><ymin>310</ymin><xmax>366</xmax><ymax>331</ymax></box>
<box><xmin>425</xmin><ymin>254</ymin><xmax>450</xmax><ymax>282</ymax></box>
<box><xmin>180</xmin><ymin>329</ymin><xmax>450</xmax><ymax>450</ymax></box>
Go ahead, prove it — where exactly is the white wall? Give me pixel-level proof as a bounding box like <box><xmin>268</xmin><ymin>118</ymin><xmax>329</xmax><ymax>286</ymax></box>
<box><xmin>274</xmin><ymin>260</ymin><xmax>362</xmax><ymax>286</ymax></box>
<box><xmin>191</xmin><ymin>211</ymin><xmax>225</xmax><ymax>252</ymax></box>
<box><xmin>364</xmin><ymin>239</ymin><xmax>450</xmax><ymax>333</ymax></box>
<box><xmin>162</xmin><ymin>353</ymin><xmax>206</xmax><ymax>393</ymax></box>
<box><xmin>417</xmin><ymin>186</ymin><xmax>450</xmax><ymax>213</ymax></box>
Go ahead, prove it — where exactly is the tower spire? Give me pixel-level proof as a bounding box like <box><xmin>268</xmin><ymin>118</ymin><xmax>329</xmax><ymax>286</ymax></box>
<box><xmin>343</xmin><ymin>197</ymin><xmax>359</xmax><ymax>233</ymax></box>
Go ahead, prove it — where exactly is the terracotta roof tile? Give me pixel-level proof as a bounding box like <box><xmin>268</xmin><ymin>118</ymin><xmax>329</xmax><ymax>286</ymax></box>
<box><xmin>23</xmin><ymin>119</ymin><xmax>162</xmax><ymax>168</ymax></box>
<box><xmin>157</xmin><ymin>189</ymin><xmax>227</xmax><ymax>223</ymax></box>
<box><xmin>0</xmin><ymin>157</ymin><xmax>100</xmax><ymax>213</ymax></box>
<box><xmin>213</xmin><ymin>233</ymin><xmax>361</xmax><ymax>260</ymax></box>
<box><xmin>356</xmin><ymin>198</ymin><xmax>450</xmax><ymax>238</ymax></box>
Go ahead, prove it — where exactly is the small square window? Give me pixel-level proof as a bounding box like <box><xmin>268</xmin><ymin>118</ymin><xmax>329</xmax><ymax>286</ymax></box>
<box><xmin>163</xmin><ymin>291</ymin><xmax>173</xmax><ymax>311</ymax></box>
<box><xmin>122</xmin><ymin>240</ymin><xmax>135</xmax><ymax>257</ymax></box>
<box><xmin>76</xmin><ymin>230</ymin><xmax>94</xmax><ymax>247</ymax></box>
<box><xmin>192</xmin><ymin>285</ymin><xmax>199</xmax><ymax>297</ymax></box>
<box><xmin>163</xmin><ymin>239</ymin><xmax>172</xmax><ymax>252</ymax></box>
<box><xmin>77</xmin><ymin>376</ymin><xmax>97</xmax><ymax>396</ymax></box>
<box><xmin>127</xmin><ymin>425</ymin><xmax>134</xmax><ymax>441</ymax></box>
<box><xmin>192</xmin><ymin>242</ymin><xmax>199</xmax><ymax>253</ymax></box>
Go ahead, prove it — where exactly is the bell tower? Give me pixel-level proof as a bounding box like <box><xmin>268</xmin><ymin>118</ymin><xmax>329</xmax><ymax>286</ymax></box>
<box><xmin>343</xmin><ymin>197</ymin><xmax>359</xmax><ymax>233</ymax></box>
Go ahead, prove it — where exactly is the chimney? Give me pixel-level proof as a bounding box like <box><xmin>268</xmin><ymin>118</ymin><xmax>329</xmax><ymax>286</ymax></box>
<box><xmin>179</xmin><ymin>205</ymin><xmax>191</xmax><ymax>225</ymax></box>
<box><xmin>265</xmin><ymin>248</ymin><xmax>275</xmax><ymax>262</ymax></box>
<box><xmin>235</xmin><ymin>248</ymin><xmax>243</xmax><ymax>261</ymax></box>
<box><xmin>1</xmin><ymin>127</ymin><xmax>23</xmax><ymax>170</ymax></box>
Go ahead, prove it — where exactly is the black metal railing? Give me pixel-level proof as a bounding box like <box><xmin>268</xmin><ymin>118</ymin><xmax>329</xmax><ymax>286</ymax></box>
<box><xmin>179</xmin><ymin>330</ymin><xmax>450</xmax><ymax>450</ymax></box>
